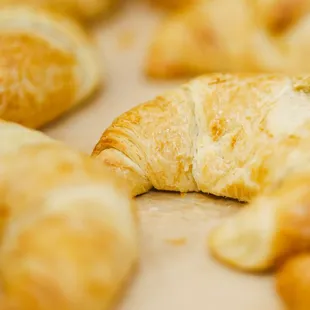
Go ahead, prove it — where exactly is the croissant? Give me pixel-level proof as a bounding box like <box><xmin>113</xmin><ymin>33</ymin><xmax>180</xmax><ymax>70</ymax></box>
<box><xmin>0</xmin><ymin>0</ymin><xmax>116</xmax><ymax>22</ymax></box>
<box><xmin>0</xmin><ymin>6</ymin><xmax>101</xmax><ymax>129</ymax></box>
<box><xmin>145</xmin><ymin>0</ymin><xmax>310</xmax><ymax>78</ymax></box>
<box><xmin>0</xmin><ymin>120</ymin><xmax>138</xmax><ymax>310</ymax></box>
<box><xmin>92</xmin><ymin>73</ymin><xmax>310</xmax><ymax>309</ymax></box>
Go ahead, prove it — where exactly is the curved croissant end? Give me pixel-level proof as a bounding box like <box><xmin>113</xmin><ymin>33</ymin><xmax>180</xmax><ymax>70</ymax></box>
<box><xmin>0</xmin><ymin>120</ymin><xmax>138</xmax><ymax>310</ymax></box>
<box><xmin>145</xmin><ymin>0</ymin><xmax>310</xmax><ymax>79</ymax></box>
<box><xmin>0</xmin><ymin>6</ymin><xmax>101</xmax><ymax>129</ymax></box>
<box><xmin>92</xmin><ymin>83</ymin><xmax>200</xmax><ymax>197</ymax></box>
<box><xmin>93</xmin><ymin>73</ymin><xmax>310</xmax><ymax>272</ymax></box>
<box><xmin>0</xmin><ymin>0</ymin><xmax>116</xmax><ymax>22</ymax></box>
<box><xmin>209</xmin><ymin>170</ymin><xmax>310</xmax><ymax>271</ymax></box>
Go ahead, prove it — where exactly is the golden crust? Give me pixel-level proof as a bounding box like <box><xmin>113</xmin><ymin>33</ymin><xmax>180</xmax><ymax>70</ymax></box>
<box><xmin>0</xmin><ymin>33</ymin><xmax>76</xmax><ymax>128</ymax></box>
<box><xmin>92</xmin><ymin>89</ymin><xmax>199</xmax><ymax>196</ymax></box>
<box><xmin>145</xmin><ymin>0</ymin><xmax>310</xmax><ymax>78</ymax></box>
<box><xmin>0</xmin><ymin>0</ymin><xmax>116</xmax><ymax>22</ymax></box>
<box><xmin>0</xmin><ymin>6</ymin><xmax>101</xmax><ymax>129</ymax></box>
<box><xmin>0</xmin><ymin>120</ymin><xmax>138</xmax><ymax>310</ymax></box>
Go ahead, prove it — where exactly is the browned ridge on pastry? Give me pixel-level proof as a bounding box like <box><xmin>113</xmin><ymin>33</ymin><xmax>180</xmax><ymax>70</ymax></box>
<box><xmin>0</xmin><ymin>0</ymin><xmax>116</xmax><ymax>22</ymax></box>
<box><xmin>92</xmin><ymin>73</ymin><xmax>310</xmax><ymax>310</ymax></box>
<box><xmin>145</xmin><ymin>0</ymin><xmax>310</xmax><ymax>78</ymax></box>
<box><xmin>0</xmin><ymin>6</ymin><xmax>101</xmax><ymax>129</ymax></box>
<box><xmin>0</xmin><ymin>120</ymin><xmax>138</xmax><ymax>310</ymax></box>
<box><xmin>147</xmin><ymin>0</ymin><xmax>199</xmax><ymax>10</ymax></box>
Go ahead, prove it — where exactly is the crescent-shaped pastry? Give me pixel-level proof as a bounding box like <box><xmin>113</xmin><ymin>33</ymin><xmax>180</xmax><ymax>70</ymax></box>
<box><xmin>0</xmin><ymin>6</ymin><xmax>101</xmax><ymax>129</ymax></box>
<box><xmin>0</xmin><ymin>0</ymin><xmax>116</xmax><ymax>22</ymax></box>
<box><xmin>92</xmin><ymin>73</ymin><xmax>310</xmax><ymax>201</ymax></box>
<box><xmin>92</xmin><ymin>73</ymin><xmax>310</xmax><ymax>309</ymax></box>
<box><xmin>145</xmin><ymin>0</ymin><xmax>310</xmax><ymax>78</ymax></box>
<box><xmin>0</xmin><ymin>120</ymin><xmax>137</xmax><ymax>310</ymax></box>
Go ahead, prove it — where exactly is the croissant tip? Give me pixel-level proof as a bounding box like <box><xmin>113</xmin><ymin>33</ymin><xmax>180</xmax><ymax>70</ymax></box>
<box><xmin>207</xmin><ymin>224</ymin><xmax>240</xmax><ymax>269</ymax></box>
<box><xmin>207</xmin><ymin>218</ymin><xmax>273</xmax><ymax>273</ymax></box>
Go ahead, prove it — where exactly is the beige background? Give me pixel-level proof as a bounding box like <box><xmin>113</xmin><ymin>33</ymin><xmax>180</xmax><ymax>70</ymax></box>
<box><xmin>44</xmin><ymin>2</ymin><xmax>283</xmax><ymax>309</ymax></box>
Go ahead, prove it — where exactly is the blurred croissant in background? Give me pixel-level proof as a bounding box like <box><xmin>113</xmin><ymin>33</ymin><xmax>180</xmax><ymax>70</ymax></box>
<box><xmin>0</xmin><ymin>0</ymin><xmax>117</xmax><ymax>22</ymax></box>
<box><xmin>146</xmin><ymin>0</ymin><xmax>310</xmax><ymax>78</ymax></box>
<box><xmin>0</xmin><ymin>6</ymin><xmax>101</xmax><ymax>129</ymax></box>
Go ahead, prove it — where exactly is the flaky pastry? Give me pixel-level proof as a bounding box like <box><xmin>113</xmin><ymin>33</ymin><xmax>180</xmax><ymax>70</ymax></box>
<box><xmin>145</xmin><ymin>0</ymin><xmax>310</xmax><ymax>78</ymax></box>
<box><xmin>92</xmin><ymin>73</ymin><xmax>310</xmax><ymax>309</ymax></box>
<box><xmin>0</xmin><ymin>120</ymin><xmax>138</xmax><ymax>310</ymax></box>
<box><xmin>0</xmin><ymin>6</ymin><xmax>101</xmax><ymax>129</ymax></box>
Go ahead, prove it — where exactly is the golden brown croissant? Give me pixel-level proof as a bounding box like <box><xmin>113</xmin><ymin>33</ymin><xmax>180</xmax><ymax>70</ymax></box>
<box><xmin>92</xmin><ymin>73</ymin><xmax>310</xmax><ymax>309</ymax></box>
<box><xmin>145</xmin><ymin>0</ymin><xmax>310</xmax><ymax>78</ymax></box>
<box><xmin>0</xmin><ymin>120</ymin><xmax>138</xmax><ymax>310</ymax></box>
<box><xmin>92</xmin><ymin>73</ymin><xmax>310</xmax><ymax>200</ymax></box>
<box><xmin>0</xmin><ymin>0</ymin><xmax>116</xmax><ymax>22</ymax></box>
<box><xmin>0</xmin><ymin>6</ymin><xmax>101</xmax><ymax>129</ymax></box>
